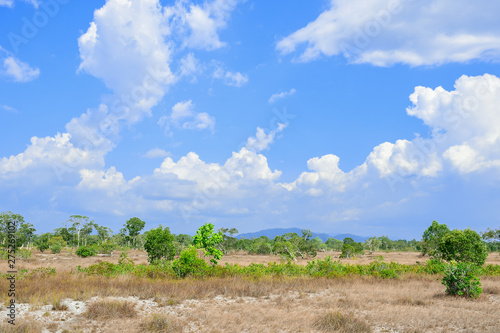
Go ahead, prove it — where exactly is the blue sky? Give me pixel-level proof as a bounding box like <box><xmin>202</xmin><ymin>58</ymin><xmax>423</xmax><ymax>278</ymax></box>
<box><xmin>1</xmin><ymin>0</ymin><xmax>500</xmax><ymax>239</ymax></box>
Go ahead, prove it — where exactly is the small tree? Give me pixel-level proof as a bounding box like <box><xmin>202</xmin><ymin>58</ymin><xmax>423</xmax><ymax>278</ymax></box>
<box><xmin>124</xmin><ymin>217</ymin><xmax>146</xmax><ymax>249</ymax></box>
<box><xmin>193</xmin><ymin>223</ymin><xmax>223</xmax><ymax>265</ymax></box>
<box><xmin>438</xmin><ymin>228</ymin><xmax>488</xmax><ymax>266</ymax></box>
<box><xmin>442</xmin><ymin>261</ymin><xmax>482</xmax><ymax>298</ymax></box>
<box><xmin>340</xmin><ymin>237</ymin><xmax>364</xmax><ymax>258</ymax></box>
<box><xmin>144</xmin><ymin>226</ymin><xmax>175</xmax><ymax>264</ymax></box>
<box><xmin>422</xmin><ymin>221</ymin><xmax>450</xmax><ymax>257</ymax></box>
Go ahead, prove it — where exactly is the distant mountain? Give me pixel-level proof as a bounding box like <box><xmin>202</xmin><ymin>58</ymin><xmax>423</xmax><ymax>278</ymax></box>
<box><xmin>236</xmin><ymin>228</ymin><xmax>368</xmax><ymax>243</ymax></box>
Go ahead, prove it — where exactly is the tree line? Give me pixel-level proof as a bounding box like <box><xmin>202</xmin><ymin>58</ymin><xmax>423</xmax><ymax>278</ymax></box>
<box><xmin>0</xmin><ymin>212</ymin><xmax>499</xmax><ymax>259</ymax></box>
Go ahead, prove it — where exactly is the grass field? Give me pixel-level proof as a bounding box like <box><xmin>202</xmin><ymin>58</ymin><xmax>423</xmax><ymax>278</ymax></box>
<box><xmin>1</xmin><ymin>250</ymin><xmax>500</xmax><ymax>332</ymax></box>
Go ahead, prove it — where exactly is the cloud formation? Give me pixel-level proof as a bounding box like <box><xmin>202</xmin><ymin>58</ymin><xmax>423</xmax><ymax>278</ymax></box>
<box><xmin>277</xmin><ymin>0</ymin><xmax>500</xmax><ymax>66</ymax></box>
<box><xmin>158</xmin><ymin>100</ymin><xmax>215</xmax><ymax>134</ymax></box>
<box><xmin>0</xmin><ymin>46</ymin><xmax>39</xmax><ymax>82</ymax></box>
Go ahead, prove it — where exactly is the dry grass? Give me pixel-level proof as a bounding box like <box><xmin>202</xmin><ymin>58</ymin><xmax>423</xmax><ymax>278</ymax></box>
<box><xmin>139</xmin><ymin>314</ymin><xmax>182</xmax><ymax>333</ymax></box>
<box><xmin>0</xmin><ymin>320</ymin><xmax>41</xmax><ymax>333</ymax></box>
<box><xmin>83</xmin><ymin>299</ymin><xmax>137</xmax><ymax>320</ymax></box>
<box><xmin>313</xmin><ymin>311</ymin><xmax>371</xmax><ymax>332</ymax></box>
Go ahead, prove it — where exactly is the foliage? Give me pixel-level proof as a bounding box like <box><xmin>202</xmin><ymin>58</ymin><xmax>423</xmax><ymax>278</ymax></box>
<box><xmin>340</xmin><ymin>237</ymin><xmax>364</xmax><ymax>258</ymax></box>
<box><xmin>123</xmin><ymin>217</ymin><xmax>146</xmax><ymax>249</ymax></box>
<box><xmin>442</xmin><ymin>261</ymin><xmax>482</xmax><ymax>298</ymax></box>
<box><xmin>193</xmin><ymin>223</ymin><xmax>224</xmax><ymax>265</ymax></box>
<box><xmin>36</xmin><ymin>233</ymin><xmax>52</xmax><ymax>252</ymax></box>
<box><xmin>171</xmin><ymin>247</ymin><xmax>209</xmax><ymax>278</ymax></box>
<box><xmin>76</xmin><ymin>246</ymin><xmax>97</xmax><ymax>258</ymax></box>
<box><xmin>98</xmin><ymin>241</ymin><xmax>116</xmax><ymax>254</ymax></box>
<box><xmin>422</xmin><ymin>221</ymin><xmax>450</xmax><ymax>257</ymax></box>
<box><xmin>118</xmin><ymin>251</ymin><xmax>135</xmax><ymax>266</ymax></box>
<box><xmin>144</xmin><ymin>225</ymin><xmax>176</xmax><ymax>264</ymax></box>
<box><xmin>438</xmin><ymin>228</ymin><xmax>488</xmax><ymax>266</ymax></box>
<box><xmin>48</xmin><ymin>236</ymin><xmax>66</xmax><ymax>254</ymax></box>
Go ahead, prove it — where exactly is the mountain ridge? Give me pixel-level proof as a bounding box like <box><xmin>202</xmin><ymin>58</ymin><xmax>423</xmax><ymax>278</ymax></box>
<box><xmin>236</xmin><ymin>227</ymin><xmax>369</xmax><ymax>243</ymax></box>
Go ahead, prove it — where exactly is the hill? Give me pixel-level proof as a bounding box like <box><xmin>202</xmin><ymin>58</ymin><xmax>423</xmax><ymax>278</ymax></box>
<box><xmin>236</xmin><ymin>228</ymin><xmax>368</xmax><ymax>243</ymax></box>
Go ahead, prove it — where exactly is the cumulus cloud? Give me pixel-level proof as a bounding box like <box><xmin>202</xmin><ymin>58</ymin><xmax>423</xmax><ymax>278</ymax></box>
<box><xmin>245</xmin><ymin>123</ymin><xmax>286</xmax><ymax>153</ymax></box>
<box><xmin>0</xmin><ymin>46</ymin><xmax>39</xmax><ymax>82</ymax></box>
<box><xmin>269</xmin><ymin>88</ymin><xmax>296</xmax><ymax>104</ymax></box>
<box><xmin>166</xmin><ymin>0</ymin><xmax>240</xmax><ymax>50</ymax></box>
<box><xmin>277</xmin><ymin>0</ymin><xmax>500</xmax><ymax>66</ymax></box>
<box><xmin>158</xmin><ymin>100</ymin><xmax>215</xmax><ymax>133</ymax></box>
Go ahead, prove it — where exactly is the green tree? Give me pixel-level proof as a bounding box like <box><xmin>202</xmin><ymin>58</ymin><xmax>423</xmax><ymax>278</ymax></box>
<box><xmin>365</xmin><ymin>236</ymin><xmax>381</xmax><ymax>252</ymax></box>
<box><xmin>94</xmin><ymin>224</ymin><xmax>113</xmax><ymax>244</ymax></box>
<box><xmin>438</xmin><ymin>228</ymin><xmax>488</xmax><ymax>266</ymax></box>
<box><xmin>67</xmin><ymin>215</ymin><xmax>92</xmax><ymax>247</ymax></box>
<box><xmin>143</xmin><ymin>225</ymin><xmax>176</xmax><ymax>264</ymax></box>
<box><xmin>340</xmin><ymin>237</ymin><xmax>364</xmax><ymax>258</ymax></box>
<box><xmin>124</xmin><ymin>217</ymin><xmax>146</xmax><ymax>249</ymax></box>
<box><xmin>193</xmin><ymin>223</ymin><xmax>223</xmax><ymax>265</ymax></box>
<box><xmin>422</xmin><ymin>221</ymin><xmax>450</xmax><ymax>257</ymax></box>
<box><xmin>0</xmin><ymin>212</ymin><xmax>25</xmax><ymax>247</ymax></box>
<box><xmin>35</xmin><ymin>233</ymin><xmax>52</xmax><ymax>252</ymax></box>
<box><xmin>482</xmin><ymin>227</ymin><xmax>500</xmax><ymax>253</ymax></box>
<box><xmin>325</xmin><ymin>238</ymin><xmax>343</xmax><ymax>251</ymax></box>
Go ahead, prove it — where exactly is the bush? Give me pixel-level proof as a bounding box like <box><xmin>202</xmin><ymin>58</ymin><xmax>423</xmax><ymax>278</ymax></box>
<box><xmin>171</xmin><ymin>247</ymin><xmax>209</xmax><ymax>278</ymax></box>
<box><xmin>438</xmin><ymin>228</ymin><xmax>488</xmax><ymax>266</ymax></box>
<box><xmin>98</xmin><ymin>242</ymin><xmax>116</xmax><ymax>254</ymax></box>
<box><xmin>50</xmin><ymin>244</ymin><xmax>62</xmax><ymax>254</ymax></box>
<box><xmin>76</xmin><ymin>246</ymin><xmax>97</xmax><ymax>258</ymax></box>
<box><xmin>144</xmin><ymin>226</ymin><xmax>176</xmax><ymax>264</ymax></box>
<box><xmin>442</xmin><ymin>262</ymin><xmax>482</xmax><ymax>298</ymax></box>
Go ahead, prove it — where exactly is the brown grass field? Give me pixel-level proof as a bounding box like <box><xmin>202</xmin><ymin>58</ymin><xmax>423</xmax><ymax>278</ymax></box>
<box><xmin>1</xmin><ymin>250</ymin><xmax>500</xmax><ymax>332</ymax></box>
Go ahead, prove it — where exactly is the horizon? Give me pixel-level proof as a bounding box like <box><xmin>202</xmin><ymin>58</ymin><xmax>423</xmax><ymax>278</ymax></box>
<box><xmin>1</xmin><ymin>1</ymin><xmax>500</xmax><ymax>241</ymax></box>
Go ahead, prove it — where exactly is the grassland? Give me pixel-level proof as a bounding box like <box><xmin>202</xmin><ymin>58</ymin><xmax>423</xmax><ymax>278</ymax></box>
<box><xmin>1</xmin><ymin>250</ymin><xmax>499</xmax><ymax>332</ymax></box>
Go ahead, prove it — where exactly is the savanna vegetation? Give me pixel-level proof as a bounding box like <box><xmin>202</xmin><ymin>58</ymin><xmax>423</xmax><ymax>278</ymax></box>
<box><xmin>1</xmin><ymin>211</ymin><xmax>500</xmax><ymax>332</ymax></box>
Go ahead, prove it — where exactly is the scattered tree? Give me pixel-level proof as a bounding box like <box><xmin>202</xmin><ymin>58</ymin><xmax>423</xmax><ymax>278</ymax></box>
<box><xmin>124</xmin><ymin>217</ymin><xmax>146</xmax><ymax>249</ymax></box>
<box><xmin>144</xmin><ymin>225</ymin><xmax>175</xmax><ymax>264</ymax></box>
<box><xmin>438</xmin><ymin>228</ymin><xmax>488</xmax><ymax>266</ymax></box>
<box><xmin>422</xmin><ymin>221</ymin><xmax>450</xmax><ymax>257</ymax></box>
<box><xmin>193</xmin><ymin>223</ymin><xmax>223</xmax><ymax>265</ymax></box>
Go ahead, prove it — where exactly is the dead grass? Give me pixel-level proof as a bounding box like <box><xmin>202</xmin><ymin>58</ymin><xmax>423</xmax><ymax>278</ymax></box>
<box><xmin>83</xmin><ymin>299</ymin><xmax>137</xmax><ymax>320</ymax></box>
<box><xmin>139</xmin><ymin>314</ymin><xmax>182</xmax><ymax>333</ymax></box>
<box><xmin>313</xmin><ymin>311</ymin><xmax>371</xmax><ymax>332</ymax></box>
<box><xmin>0</xmin><ymin>320</ymin><xmax>41</xmax><ymax>333</ymax></box>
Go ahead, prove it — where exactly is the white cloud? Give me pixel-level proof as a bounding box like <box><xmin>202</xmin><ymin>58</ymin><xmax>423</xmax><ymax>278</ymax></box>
<box><xmin>159</xmin><ymin>100</ymin><xmax>215</xmax><ymax>133</ymax></box>
<box><xmin>213</xmin><ymin>65</ymin><xmax>248</xmax><ymax>87</ymax></box>
<box><xmin>1</xmin><ymin>105</ymin><xmax>17</xmax><ymax>113</ymax></box>
<box><xmin>245</xmin><ymin>123</ymin><xmax>286</xmax><ymax>153</ymax></box>
<box><xmin>143</xmin><ymin>148</ymin><xmax>171</xmax><ymax>159</ymax></box>
<box><xmin>0</xmin><ymin>0</ymin><xmax>38</xmax><ymax>8</ymax></box>
<box><xmin>0</xmin><ymin>46</ymin><xmax>40</xmax><ymax>82</ymax></box>
<box><xmin>166</xmin><ymin>0</ymin><xmax>240</xmax><ymax>51</ymax></box>
<box><xmin>269</xmin><ymin>88</ymin><xmax>296</xmax><ymax>104</ymax></box>
<box><xmin>277</xmin><ymin>0</ymin><xmax>500</xmax><ymax>66</ymax></box>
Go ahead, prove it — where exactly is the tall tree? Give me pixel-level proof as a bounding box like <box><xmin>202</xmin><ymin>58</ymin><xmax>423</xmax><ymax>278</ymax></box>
<box><xmin>422</xmin><ymin>221</ymin><xmax>450</xmax><ymax>257</ymax></box>
<box><xmin>67</xmin><ymin>215</ymin><xmax>91</xmax><ymax>248</ymax></box>
<box><xmin>124</xmin><ymin>217</ymin><xmax>146</xmax><ymax>249</ymax></box>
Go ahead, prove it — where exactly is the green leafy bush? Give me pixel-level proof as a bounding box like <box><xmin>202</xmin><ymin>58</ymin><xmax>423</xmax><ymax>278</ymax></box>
<box><xmin>171</xmin><ymin>247</ymin><xmax>209</xmax><ymax>278</ymax></box>
<box><xmin>98</xmin><ymin>242</ymin><xmax>116</xmax><ymax>254</ymax></box>
<box><xmin>76</xmin><ymin>246</ymin><xmax>97</xmax><ymax>258</ymax></box>
<box><xmin>438</xmin><ymin>228</ymin><xmax>488</xmax><ymax>266</ymax></box>
<box><xmin>442</xmin><ymin>262</ymin><xmax>482</xmax><ymax>298</ymax></box>
<box><xmin>144</xmin><ymin>226</ymin><xmax>176</xmax><ymax>264</ymax></box>
<box><xmin>50</xmin><ymin>244</ymin><xmax>62</xmax><ymax>254</ymax></box>
<box><xmin>193</xmin><ymin>223</ymin><xmax>223</xmax><ymax>265</ymax></box>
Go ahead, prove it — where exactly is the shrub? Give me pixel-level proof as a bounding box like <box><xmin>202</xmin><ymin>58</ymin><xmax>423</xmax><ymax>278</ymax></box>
<box><xmin>193</xmin><ymin>223</ymin><xmax>224</xmax><ymax>265</ymax></box>
<box><xmin>76</xmin><ymin>246</ymin><xmax>97</xmax><ymax>258</ymax></box>
<box><xmin>98</xmin><ymin>241</ymin><xmax>116</xmax><ymax>254</ymax></box>
<box><xmin>84</xmin><ymin>300</ymin><xmax>137</xmax><ymax>320</ymax></box>
<box><xmin>313</xmin><ymin>311</ymin><xmax>371</xmax><ymax>332</ymax></box>
<box><xmin>438</xmin><ymin>228</ymin><xmax>488</xmax><ymax>266</ymax></box>
<box><xmin>442</xmin><ymin>261</ymin><xmax>482</xmax><ymax>298</ymax></box>
<box><xmin>340</xmin><ymin>238</ymin><xmax>364</xmax><ymax>258</ymax></box>
<box><xmin>144</xmin><ymin>226</ymin><xmax>176</xmax><ymax>264</ymax></box>
<box><xmin>50</xmin><ymin>244</ymin><xmax>62</xmax><ymax>254</ymax></box>
<box><xmin>171</xmin><ymin>246</ymin><xmax>209</xmax><ymax>278</ymax></box>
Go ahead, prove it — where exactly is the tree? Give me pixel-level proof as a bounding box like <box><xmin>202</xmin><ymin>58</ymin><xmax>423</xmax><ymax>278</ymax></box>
<box><xmin>0</xmin><ymin>212</ymin><xmax>25</xmax><ymax>247</ymax></box>
<box><xmin>124</xmin><ymin>217</ymin><xmax>146</xmax><ymax>249</ymax></box>
<box><xmin>325</xmin><ymin>238</ymin><xmax>343</xmax><ymax>251</ymax></box>
<box><xmin>340</xmin><ymin>237</ymin><xmax>364</xmax><ymax>258</ymax></box>
<box><xmin>67</xmin><ymin>215</ymin><xmax>92</xmax><ymax>248</ymax></box>
<box><xmin>94</xmin><ymin>224</ymin><xmax>113</xmax><ymax>244</ymax></box>
<box><xmin>35</xmin><ymin>233</ymin><xmax>52</xmax><ymax>252</ymax></box>
<box><xmin>422</xmin><ymin>221</ymin><xmax>450</xmax><ymax>257</ymax></box>
<box><xmin>482</xmin><ymin>228</ymin><xmax>500</xmax><ymax>253</ymax></box>
<box><xmin>365</xmin><ymin>236</ymin><xmax>381</xmax><ymax>252</ymax></box>
<box><xmin>218</xmin><ymin>227</ymin><xmax>239</xmax><ymax>254</ymax></box>
<box><xmin>438</xmin><ymin>228</ymin><xmax>488</xmax><ymax>266</ymax></box>
<box><xmin>144</xmin><ymin>226</ymin><xmax>176</xmax><ymax>264</ymax></box>
<box><xmin>193</xmin><ymin>223</ymin><xmax>223</xmax><ymax>265</ymax></box>
<box><xmin>18</xmin><ymin>222</ymin><xmax>36</xmax><ymax>248</ymax></box>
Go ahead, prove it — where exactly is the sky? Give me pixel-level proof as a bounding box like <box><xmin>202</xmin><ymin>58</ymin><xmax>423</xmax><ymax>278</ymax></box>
<box><xmin>1</xmin><ymin>0</ymin><xmax>500</xmax><ymax>240</ymax></box>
